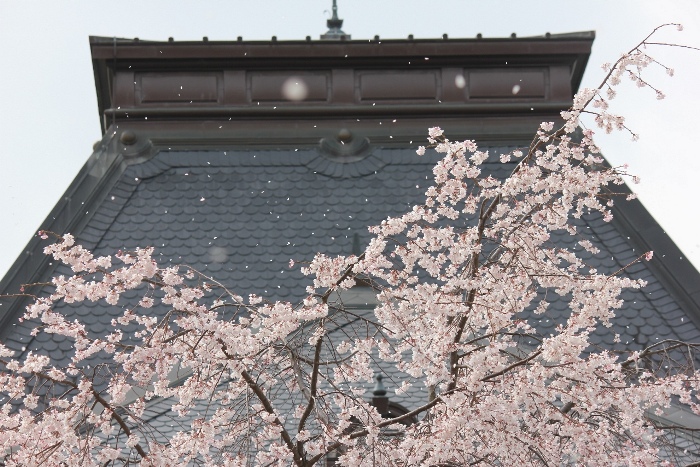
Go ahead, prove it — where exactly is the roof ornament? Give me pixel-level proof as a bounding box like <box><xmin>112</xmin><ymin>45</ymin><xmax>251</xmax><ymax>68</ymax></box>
<box><xmin>318</xmin><ymin>128</ymin><xmax>372</xmax><ymax>165</ymax></box>
<box><xmin>320</xmin><ymin>0</ymin><xmax>351</xmax><ymax>41</ymax></box>
<box><xmin>370</xmin><ymin>372</ymin><xmax>418</xmax><ymax>425</ymax></box>
<box><xmin>372</xmin><ymin>373</ymin><xmax>387</xmax><ymax>397</ymax></box>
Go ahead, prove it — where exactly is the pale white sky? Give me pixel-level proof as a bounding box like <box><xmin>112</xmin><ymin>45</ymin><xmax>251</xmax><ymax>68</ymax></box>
<box><xmin>0</xmin><ymin>0</ymin><xmax>699</xmax><ymax>278</ymax></box>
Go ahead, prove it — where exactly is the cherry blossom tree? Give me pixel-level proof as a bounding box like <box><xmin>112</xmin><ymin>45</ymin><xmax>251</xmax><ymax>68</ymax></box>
<box><xmin>1</xmin><ymin>24</ymin><xmax>699</xmax><ymax>466</ymax></box>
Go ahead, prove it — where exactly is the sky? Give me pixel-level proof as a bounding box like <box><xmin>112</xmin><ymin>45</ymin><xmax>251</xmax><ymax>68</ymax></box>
<box><xmin>0</xmin><ymin>0</ymin><xmax>699</xmax><ymax>279</ymax></box>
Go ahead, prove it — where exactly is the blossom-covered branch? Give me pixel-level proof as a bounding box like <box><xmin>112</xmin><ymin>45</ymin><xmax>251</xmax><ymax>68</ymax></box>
<box><xmin>0</xmin><ymin>24</ymin><xmax>699</xmax><ymax>466</ymax></box>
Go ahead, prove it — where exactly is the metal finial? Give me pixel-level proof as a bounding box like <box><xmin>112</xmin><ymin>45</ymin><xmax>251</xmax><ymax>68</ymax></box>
<box><xmin>331</xmin><ymin>0</ymin><xmax>339</xmax><ymax>21</ymax></box>
<box><xmin>373</xmin><ymin>373</ymin><xmax>387</xmax><ymax>397</ymax></box>
<box><xmin>321</xmin><ymin>0</ymin><xmax>351</xmax><ymax>40</ymax></box>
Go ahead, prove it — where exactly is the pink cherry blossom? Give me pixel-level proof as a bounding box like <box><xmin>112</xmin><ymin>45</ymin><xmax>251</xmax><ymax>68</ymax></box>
<box><xmin>0</xmin><ymin>24</ymin><xmax>696</xmax><ymax>466</ymax></box>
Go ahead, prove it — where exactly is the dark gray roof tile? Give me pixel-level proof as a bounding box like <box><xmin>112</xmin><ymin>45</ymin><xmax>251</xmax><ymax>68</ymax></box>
<box><xmin>678</xmin><ymin>326</ymin><xmax>700</xmax><ymax>341</ymax></box>
<box><xmin>3</xmin><ymin>147</ymin><xmax>700</xmax><ymax>379</ymax></box>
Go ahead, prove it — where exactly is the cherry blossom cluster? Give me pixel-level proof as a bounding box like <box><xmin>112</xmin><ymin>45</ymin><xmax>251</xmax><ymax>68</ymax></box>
<box><xmin>0</xmin><ymin>24</ymin><xmax>697</xmax><ymax>466</ymax></box>
<box><xmin>566</xmin><ymin>23</ymin><xmax>685</xmax><ymax>140</ymax></box>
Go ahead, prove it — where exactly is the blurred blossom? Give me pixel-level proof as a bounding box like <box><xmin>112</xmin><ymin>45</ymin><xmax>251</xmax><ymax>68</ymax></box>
<box><xmin>282</xmin><ymin>77</ymin><xmax>308</xmax><ymax>101</ymax></box>
<box><xmin>208</xmin><ymin>246</ymin><xmax>229</xmax><ymax>263</ymax></box>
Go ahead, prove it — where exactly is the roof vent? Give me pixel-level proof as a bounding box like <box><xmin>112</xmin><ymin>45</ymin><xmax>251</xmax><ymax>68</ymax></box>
<box><xmin>318</xmin><ymin>129</ymin><xmax>371</xmax><ymax>163</ymax></box>
<box><xmin>320</xmin><ymin>0</ymin><xmax>351</xmax><ymax>40</ymax></box>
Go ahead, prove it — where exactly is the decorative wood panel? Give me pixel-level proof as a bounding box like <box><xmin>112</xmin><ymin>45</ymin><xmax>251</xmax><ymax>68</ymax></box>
<box><xmin>469</xmin><ymin>69</ymin><xmax>546</xmax><ymax>99</ymax></box>
<box><xmin>358</xmin><ymin>71</ymin><xmax>438</xmax><ymax>101</ymax></box>
<box><xmin>249</xmin><ymin>72</ymin><xmax>329</xmax><ymax>102</ymax></box>
<box><xmin>137</xmin><ymin>73</ymin><xmax>220</xmax><ymax>103</ymax></box>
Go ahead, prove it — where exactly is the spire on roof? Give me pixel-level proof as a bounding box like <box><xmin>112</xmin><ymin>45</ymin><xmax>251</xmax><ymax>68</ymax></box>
<box><xmin>320</xmin><ymin>0</ymin><xmax>351</xmax><ymax>40</ymax></box>
<box><xmin>373</xmin><ymin>373</ymin><xmax>387</xmax><ymax>397</ymax></box>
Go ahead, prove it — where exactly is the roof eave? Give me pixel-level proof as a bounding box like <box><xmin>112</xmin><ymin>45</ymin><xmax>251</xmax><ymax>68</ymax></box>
<box><xmin>89</xmin><ymin>33</ymin><xmax>594</xmax><ymax>135</ymax></box>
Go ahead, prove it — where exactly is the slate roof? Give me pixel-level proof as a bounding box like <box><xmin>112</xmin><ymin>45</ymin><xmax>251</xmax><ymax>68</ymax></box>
<box><xmin>3</xmin><ymin>145</ymin><xmax>700</xmax><ymax>369</ymax></box>
<box><xmin>1</xmin><ymin>136</ymin><xmax>700</xmax><ymax>466</ymax></box>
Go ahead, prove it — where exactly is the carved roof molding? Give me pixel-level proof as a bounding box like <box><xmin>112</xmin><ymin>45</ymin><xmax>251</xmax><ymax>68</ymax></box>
<box><xmin>90</xmin><ymin>33</ymin><xmax>594</xmax><ymax>133</ymax></box>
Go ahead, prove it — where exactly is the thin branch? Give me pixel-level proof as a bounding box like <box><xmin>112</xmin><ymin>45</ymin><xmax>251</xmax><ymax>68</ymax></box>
<box><xmin>296</xmin><ymin>331</ymin><xmax>324</xmax><ymax>460</ymax></box>
<box><xmin>481</xmin><ymin>350</ymin><xmax>542</xmax><ymax>382</ymax></box>
<box><xmin>306</xmin><ymin>394</ymin><xmax>445</xmax><ymax>466</ymax></box>
<box><xmin>239</xmin><ymin>369</ymin><xmax>302</xmax><ymax>466</ymax></box>
<box><xmin>0</xmin><ymin>362</ymin><xmax>150</xmax><ymax>461</ymax></box>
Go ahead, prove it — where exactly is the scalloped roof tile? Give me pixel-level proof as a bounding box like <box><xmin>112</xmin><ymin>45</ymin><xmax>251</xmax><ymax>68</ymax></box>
<box><xmin>2</xmin><ymin>146</ymin><xmax>698</xmax><ymax>375</ymax></box>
